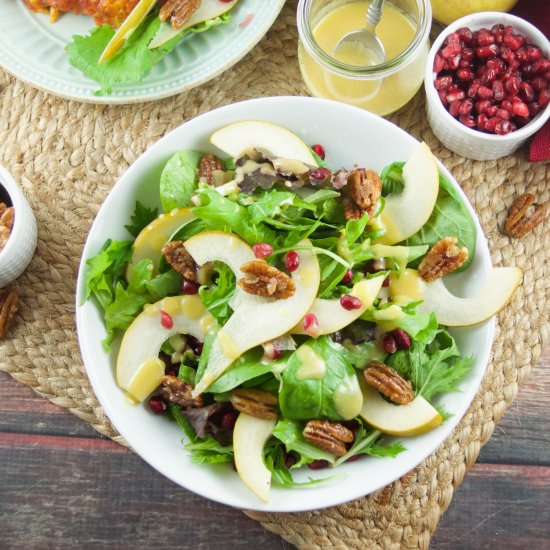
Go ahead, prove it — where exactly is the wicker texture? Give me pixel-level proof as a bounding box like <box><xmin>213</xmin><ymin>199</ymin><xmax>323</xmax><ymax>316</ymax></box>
<box><xmin>0</xmin><ymin>3</ymin><xmax>548</xmax><ymax>548</ymax></box>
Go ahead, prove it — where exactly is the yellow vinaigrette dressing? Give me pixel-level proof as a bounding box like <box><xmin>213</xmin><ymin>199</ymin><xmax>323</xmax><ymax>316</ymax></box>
<box><xmin>299</xmin><ymin>1</ymin><xmax>429</xmax><ymax>115</ymax></box>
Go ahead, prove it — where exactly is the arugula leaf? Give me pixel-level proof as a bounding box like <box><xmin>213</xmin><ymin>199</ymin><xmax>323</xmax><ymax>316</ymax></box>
<box><xmin>309</xmin><ymin>147</ymin><xmax>330</xmax><ymax>169</ymax></box>
<box><xmin>380</xmin><ymin>161</ymin><xmax>405</xmax><ymax>196</ymax></box>
<box><xmin>125</xmin><ymin>201</ymin><xmax>158</xmax><ymax>237</ymax></box>
<box><xmin>345</xmin><ymin>214</ymin><xmax>370</xmax><ymax>245</ymax></box>
<box><xmin>195</xmin><ymin>332</ymin><xmax>216</xmax><ymax>385</ymax></box>
<box><xmin>245</xmin><ymin>190</ymin><xmax>296</xmax><ymax>224</ymax></box>
<box><xmin>198</xmin><ymin>262</ymin><xmax>235</xmax><ymax>325</ymax></box>
<box><xmin>66</xmin><ymin>14</ymin><xmax>232</xmax><ymax>95</ymax></box>
<box><xmin>168</xmin><ymin>402</ymin><xmax>197</xmax><ymax>442</ymax></box>
<box><xmin>159</xmin><ymin>150</ymin><xmax>203</xmax><ymax>212</ymax></box>
<box><xmin>272</xmin><ymin>419</ymin><xmax>335</xmax><ymax>467</ymax></box>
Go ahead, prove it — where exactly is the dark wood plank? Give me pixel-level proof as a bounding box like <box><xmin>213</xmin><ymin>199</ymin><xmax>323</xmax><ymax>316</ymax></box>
<box><xmin>432</xmin><ymin>463</ymin><xmax>550</xmax><ymax>549</ymax></box>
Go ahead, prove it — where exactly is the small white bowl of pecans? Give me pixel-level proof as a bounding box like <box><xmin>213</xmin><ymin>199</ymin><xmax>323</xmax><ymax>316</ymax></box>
<box><xmin>0</xmin><ymin>164</ymin><xmax>37</xmax><ymax>288</ymax></box>
<box><xmin>425</xmin><ymin>12</ymin><xmax>550</xmax><ymax>160</ymax></box>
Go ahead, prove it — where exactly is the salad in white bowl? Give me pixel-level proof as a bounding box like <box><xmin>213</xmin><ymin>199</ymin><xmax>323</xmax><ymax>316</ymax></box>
<box><xmin>76</xmin><ymin>97</ymin><xmax>520</xmax><ymax>510</ymax></box>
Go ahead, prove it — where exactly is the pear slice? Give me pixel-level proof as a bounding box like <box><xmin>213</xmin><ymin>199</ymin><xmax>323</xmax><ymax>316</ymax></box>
<box><xmin>210</xmin><ymin>121</ymin><xmax>316</xmax><ymax>165</ymax></box>
<box><xmin>360</xmin><ymin>383</ymin><xmax>442</xmax><ymax>436</ymax></box>
<box><xmin>184</xmin><ymin>232</ymin><xmax>320</xmax><ymax>395</ymax></box>
<box><xmin>116</xmin><ymin>295</ymin><xmax>215</xmax><ymax>402</ymax></box>
<box><xmin>149</xmin><ymin>0</ymin><xmax>239</xmax><ymax>49</ymax></box>
<box><xmin>233</xmin><ymin>413</ymin><xmax>276</xmax><ymax>502</ymax></box>
<box><xmin>377</xmin><ymin>142</ymin><xmax>439</xmax><ymax>245</ymax></box>
<box><xmin>419</xmin><ymin>267</ymin><xmax>522</xmax><ymax>327</ymax></box>
<box><xmin>127</xmin><ymin>207</ymin><xmax>195</xmax><ymax>281</ymax></box>
<box><xmin>291</xmin><ymin>276</ymin><xmax>384</xmax><ymax>336</ymax></box>
<box><xmin>98</xmin><ymin>0</ymin><xmax>157</xmax><ymax>63</ymax></box>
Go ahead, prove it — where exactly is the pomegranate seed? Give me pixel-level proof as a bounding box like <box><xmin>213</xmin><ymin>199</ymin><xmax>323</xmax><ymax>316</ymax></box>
<box><xmin>456</xmin><ymin>27</ymin><xmax>473</xmax><ymax>45</ymax></box>
<box><xmin>501</xmin><ymin>99</ymin><xmax>513</xmax><ymax>112</ymax></box>
<box><xmin>459</xmin><ymin>114</ymin><xmax>476</xmax><ymax>128</ymax></box>
<box><xmin>220</xmin><ymin>411</ymin><xmax>237</xmax><ymax>430</ymax></box>
<box><xmin>526</xmin><ymin>46</ymin><xmax>543</xmax><ymax>62</ymax></box>
<box><xmin>468</xmin><ymin>80</ymin><xmax>481</xmax><ymax>98</ymax></box>
<box><xmin>528</xmin><ymin>102</ymin><xmax>541</xmax><ymax>116</ymax></box>
<box><xmin>311</xmin><ymin>143</ymin><xmax>325</xmax><ymax>159</ymax></box>
<box><xmin>459</xmin><ymin>98</ymin><xmax>474</xmax><ymax>115</ymax></box>
<box><xmin>533</xmin><ymin>59</ymin><xmax>550</xmax><ymax>74</ymax></box>
<box><xmin>496</xmin><ymin>108</ymin><xmax>510</xmax><ymax>120</ymax></box>
<box><xmin>445</xmin><ymin>32</ymin><xmax>460</xmax><ymax>45</ymax></box>
<box><xmin>476</xmin><ymin>44</ymin><xmax>498</xmax><ymax>58</ymax></box>
<box><xmin>340</xmin><ymin>295</ymin><xmax>362</xmax><ymax>310</ymax></box>
<box><xmin>515</xmin><ymin>46</ymin><xmax>527</xmax><ymax>62</ymax></box>
<box><xmin>303</xmin><ymin>313</ymin><xmax>321</xmax><ymax>338</ymax></box>
<box><xmin>457</xmin><ymin>68</ymin><xmax>475</xmax><ymax>81</ymax></box>
<box><xmin>486</xmin><ymin>105</ymin><xmax>498</xmax><ymax>117</ymax></box>
<box><xmin>340</xmin><ymin>269</ymin><xmax>353</xmax><ymax>284</ymax></box>
<box><xmin>285</xmin><ymin>250</ymin><xmax>300</xmax><ymax>272</ymax></box>
<box><xmin>512</xmin><ymin>101</ymin><xmax>529</xmax><ymax>117</ymax></box>
<box><xmin>544</xmin><ymin>71</ymin><xmax>550</xmax><ymax>81</ymax></box>
<box><xmin>499</xmin><ymin>47</ymin><xmax>515</xmax><ymax>65</ymax></box>
<box><xmin>519</xmin><ymin>82</ymin><xmax>535</xmax><ymax>102</ymax></box>
<box><xmin>477</xmin><ymin>29</ymin><xmax>494</xmax><ymax>46</ymax></box>
<box><xmin>187</xmin><ymin>335</ymin><xmax>203</xmax><ymax>356</ymax></box>
<box><xmin>495</xmin><ymin>120</ymin><xmax>514</xmax><ymax>135</ymax></box>
<box><xmin>253</xmin><ymin>242</ymin><xmax>274</xmax><ymax>259</ymax></box>
<box><xmin>285</xmin><ymin>453</ymin><xmax>297</xmax><ymax>469</ymax></box>
<box><xmin>530</xmin><ymin>77</ymin><xmax>548</xmax><ymax>91</ymax></box>
<box><xmin>182</xmin><ymin>279</ymin><xmax>199</xmax><ymax>295</ymax></box>
<box><xmin>486</xmin><ymin>58</ymin><xmax>504</xmax><ymax>73</ymax></box>
<box><xmin>503</xmin><ymin>25</ymin><xmax>514</xmax><ymax>35</ymax></box>
<box><xmin>308</xmin><ymin>460</ymin><xmax>330</xmax><ymax>470</ymax></box>
<box><xmin>491</xmin><ymin>24</ymin><xmax>505</xmax><ymax>35</ymax></box>
<box><xmin>459</xmin><ymin>59</ymin><xmax>472</xmax><ymax>68</ymax></box>
<box><xmin>433</xmin><ymin>54</ymin><xmax>445</xmax><ymax>73</ymax></box>
<box><xmin>382</xmin><ymin>276</ymin><xmax>390</xmax><ymax>288</ymax></box>
<box><xmin>477</xmin><ymin>86</ymin><xmax>494</xmax><ymax>99</ymax></box>
<box><xmin>345</xmin><ymin>454</ymin><xmax>363</xmax><ymax>463</ymax></box>
<box><xmin>382</xmin><ymin>334</ymin><xmax>397</xmax><ymax>354</ymax></box>
<box><xmin>504</xmin><ymin>33</ymin><xmax>523</xmax><ymax>50</ymax></box>
<box><xmin>309</xmin><ymin>167</ymin><xmax>331</xmax><ymax>181</ymax></box>
<box><xmin>448</xmin><ymin>54</ymin><xmax>462</xmax><ymax>70</ymax></box>
<box><xmin>446</xmin><ymin>90</ymin><xmax>465</xmax><ymax>103</ymax></box>
<box><xmin>262</xmin><ymin>341</ymin><xmax>281</xmax><ymax>361</ymax></box>
<box><xmin>391</xmin><ymin>328</ymin><xmax>411</xmax><ymax>350</ymax></box>
<box><xmin>441</xmin><ymin>43</ymin><xmax>461</xmax><ymax>59</ymax></box>
<box><xmin>449</xmin><ymin>100</ymin><xmax>461</xmax><ymax>117</ymax></box>
<box><xmin>461</xmin><ymin>47</ymin><xmax>475</xmax><ymax>62</ymax></box>
<box><xmin>160</xmin><ymin>310</ymin><xmax>173</xmax><ymax>329</ymax></box>
<box><xmin>539</xmin><ymin>89</ymin><xmax>550</xmax><ymax>107</ymax></box>
<box><xmin>485</xmin><ymin>116</ymin><xmax>502</xmax><ymax>132</ymax></box>
<box><xmin>476</xmin><ymin>113</ymin><xmax>488</xmax><ymax>129</ymax></box>
<box><xmin>148</xmin><ymin>396</ymin><xmax>167</xmax><ymax>415</ymax></box>
<box><xmin>481</xmin><ymin>68</ymin><xmax>497</xmax><ymax>85</ymax></box>
<box><xmin>492</xmin><ymin>80</ymin><xmax>504</xmax><ymax>101</ymax></box>
<box><xmin>522</xmin><ymin>63</ymin><xmax>535</xmax><ymax>77</ymax></box>
<box><xmin>505</xmin><ymin>76</ymin><xmax>521</xmax><ymax>95</ymax></box>
<box><xmin>434</xmin><ymin>75</ymin><xmax>453</xmax><ymax>90</ymax></box>
<box><xmin>438</xmin><ymin>90</ymin><xmax>449</xmax><ymax>107</ymax></box>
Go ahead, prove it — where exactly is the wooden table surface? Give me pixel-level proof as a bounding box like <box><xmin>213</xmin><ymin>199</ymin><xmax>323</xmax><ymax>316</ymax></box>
<box><xmin>1</xmin><ymin>347</ymin><xmax>548</xmax><ymax>549</ymax></box>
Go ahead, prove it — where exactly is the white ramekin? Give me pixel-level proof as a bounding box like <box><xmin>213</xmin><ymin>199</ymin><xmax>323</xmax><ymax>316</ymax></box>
<box><xmin>425</xmin><ymin>12</ymin><xmax>550</xmax><ymax>161</ymax></box>
<box><xmin>0</xmin><ymin>164</ymin><xmax>37</xmax><ymax>288</ymax></box>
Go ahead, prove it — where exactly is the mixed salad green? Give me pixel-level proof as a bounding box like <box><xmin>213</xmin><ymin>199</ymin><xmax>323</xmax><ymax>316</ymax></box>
<box><xmin>83</xmin><ymin>128</ymin><xmax>477</xmax><ymax>499</ymax></box>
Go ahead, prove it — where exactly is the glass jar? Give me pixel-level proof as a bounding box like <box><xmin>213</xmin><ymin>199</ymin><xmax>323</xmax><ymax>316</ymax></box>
<box><xmin>297</xmin><ymin>0</ymin><xmax>432</xmax><ymax>116</ymax></box>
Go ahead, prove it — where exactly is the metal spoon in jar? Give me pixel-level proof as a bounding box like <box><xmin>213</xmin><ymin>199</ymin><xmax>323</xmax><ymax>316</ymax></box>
<box><xmin>333</xmin><ymin>0</ymin><xmax>386</xmax><ymax>66</ymax></box>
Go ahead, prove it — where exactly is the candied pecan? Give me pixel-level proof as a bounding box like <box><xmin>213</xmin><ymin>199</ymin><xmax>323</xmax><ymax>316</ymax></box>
<box><xmin>161</xmin><ymin>241</ymin><xmax>198</xmax><ymax>282</ymax></box>
<box><xmin>504</xmin><ymin>193</ymin><xmax>549</xmax><ymax>238</ymax></box>
<box><xmin>365</xmin><ymin>360</ymin><xmax>414</xmax><ymax>405</ymax></box>
<box><xmin>303</xmin><ymin>420</ymin><xmax>354</xmax><ymax>457</ymax></box>
<box><xmin>0</xmin><ymin>289</ymin><xmax>19</xmax><ymax>341</ymax></box>
<box><xmin>342</xmin><ymin>169</ymin><xmax>382</xmax><ymax>220</ymax></box>
<box><xmin>159</xmin><ymin>375</ymin><xmax>203</xmax><ymax>408</ymax></box>
<box><xmin>418</xmin><ymin>236</ymin><xmax>468</xmax><ymax>282</ymax></box>
<box><xmin>199</xmin><ymin>154</ymin><xmax>225</xmax><ymax>186</ymax></box>
<box><xmin>0</xmin><ymin>203</ymin><xmax>6</xmax><ymax>218</ymax></box>
<box><xmin>230</xmin><ymin>388</ymin><xmax>278</xmax><ymax>420</ymax></box>
<box><xmin>159</xmin><ymin>0</ymin><xmax>200</xmax><ymax>29</ymax></box>
<box><xmin>0</xmin><ymin>226</ymin><xmax>10</xmax><ymax>252</ymax></box>
<box><xmin>238</xmin><ymin>260</ymin><xmax>295</xmax><ymax>299</ymax></box>
<box><xmin>0</xmin><ymin>206</ymin><xmax>14</xmax><ymax>230</ymax></box>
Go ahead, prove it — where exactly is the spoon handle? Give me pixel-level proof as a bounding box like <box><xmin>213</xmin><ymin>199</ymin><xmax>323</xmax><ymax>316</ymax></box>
<box><xmin>366</xmin><ymin>0</ymin><xmax>385</xmax><ymax>28</ymax></box>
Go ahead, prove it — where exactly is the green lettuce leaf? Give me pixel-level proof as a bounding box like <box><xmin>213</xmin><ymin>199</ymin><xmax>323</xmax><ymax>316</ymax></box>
<box><xmin>198</xmin><ymin>262</ymin><xmax>235</xmax><ymax>325</ymax></box>
<box><xmin>159</xmin><ymin>150</ymin><xmax>203</xmax><ymax>212</ymax></box>
<box><xmin>124</xmin><ymin>201</ymin><xmax>158</xmax><ymax>237</ymax></box>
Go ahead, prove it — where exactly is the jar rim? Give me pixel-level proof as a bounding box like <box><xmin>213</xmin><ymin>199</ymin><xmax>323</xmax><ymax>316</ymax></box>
<box><xmin>297</xmin><ymin>0</ymin><xmax>432</xmax><ymax>80</ymax></box>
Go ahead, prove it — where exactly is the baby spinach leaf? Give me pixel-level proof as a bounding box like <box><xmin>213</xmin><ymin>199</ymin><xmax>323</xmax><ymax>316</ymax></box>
<box><xmin>159</xmin><ymin>150</ymin><xmax>203</xmax><ymax>212</ymax></box>
<box><xmin>198</xmin><ymin>262</ymin><xmax>235</xmax><ymax>325</ymax></box>
<box><xmin>279</xmin><ymin>337</ymin><xmax>360</xmax><ymax>421</ymax></box>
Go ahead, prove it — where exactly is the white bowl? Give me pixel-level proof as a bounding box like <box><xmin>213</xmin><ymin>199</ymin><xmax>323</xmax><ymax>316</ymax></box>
<box><xmin>76</xmin><ymin>96</ymin><xmax>495</xmax><ymax>512</ymax></box>
<box><xmin>425</xmin><ymin>12</ymin><xmax>550</xmax><ymax>160</ymax></box>
<box><xmin>0</xmin><ymin>165</ymin><xmax>37</xmax><ymax>288</ymax></box>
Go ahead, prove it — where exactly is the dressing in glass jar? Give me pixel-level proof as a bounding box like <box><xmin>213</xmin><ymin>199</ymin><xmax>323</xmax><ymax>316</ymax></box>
<box><xmin>297</xmin><ymin>0</ymin><xmax>432</xmax><ymax>115</ymax></box>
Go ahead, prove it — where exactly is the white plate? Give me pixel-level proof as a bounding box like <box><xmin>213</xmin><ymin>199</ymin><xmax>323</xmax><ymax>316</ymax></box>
<box><xmin>76</xmin><ymin>96</ymin><xmax>495</xmax><ymax>511</ymax></box>
<box><xmin>0</xmin><ymin>1</ymin><xmax>284</xmax><ymax>104</ymax></box>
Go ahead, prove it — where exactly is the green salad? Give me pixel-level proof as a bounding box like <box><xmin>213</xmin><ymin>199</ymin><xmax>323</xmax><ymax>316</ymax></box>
<box><xmin>83</xmin><ymin>121</ymin><xmax>481</xmax><ymax>502</ymax></box>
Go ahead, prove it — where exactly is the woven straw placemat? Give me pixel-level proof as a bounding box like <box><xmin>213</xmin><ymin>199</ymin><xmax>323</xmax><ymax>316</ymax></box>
<box><xmin>0</xmin><ymin>3</ymin><xmax>548</xmax><ymax>548</ymax></box>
